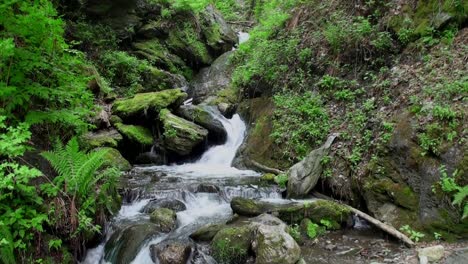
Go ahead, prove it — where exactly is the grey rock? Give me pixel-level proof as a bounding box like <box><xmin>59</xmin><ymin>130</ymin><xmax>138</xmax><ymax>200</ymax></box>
<box><xmin>287</xmin><ymin>134</ymin><xmax>338</xmax><ymax>198</ymax></box>
<box><xmin>190</xmin><ymin>223</ymin><xmax>224</xmax><ymax>241</ymax></box>
<box><xmin>150</xmin><ymin>241</ymin><xmax>192</xmax><ymax>264</ymax></box>
<box><xmin>417</xmin><ymin>245</ymin><xmax>444</xmax><ymax>262</ymax></box>
<box><xmin>176</xmin><ymin>105</ymin><xmax>227</xmax><ymax>141</ymax></box>
<box><xmin>446</xmin><ymin>247</ymin><xmax>468</xmax><ymax>264</ymax></box>
<box><xmin>142</xmin><ymin>198</ymin><xmax>186</xmax><ymax>213</ymax></box>
<box><xmin>149</xmin><ymin>208</ymin><xmax>177</xmax><ymax>232</ymax></box>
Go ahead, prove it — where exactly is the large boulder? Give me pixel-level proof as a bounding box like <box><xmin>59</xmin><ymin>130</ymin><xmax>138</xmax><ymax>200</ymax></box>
<box><xmin>230</xmin><ymin>197</ymin><xmax>301</xmax><ymax>217</ymax></box>
<box><xmin>112</xmin><ymin>89</ymin><xmax>187</xmax><ymax>119</ymax></box>
<box><xmin>189</xmin><ymin>51</ymin><xmax>235</xmax><ymax>104</ymax></box>
<box><xmin>211</xmin><ymin>225</ymin><xmax>254</xmax><ymax>264</ymax></box>
<box><xmin>104</xmin><ymin>223</ymin><xmax>161</xmax><ymax>264</ymax></box>
<box><xmin>287</xmin><ymin>134</ymin><xmax>338</xmax><ymax>198</ymax></box>
<box><xmin>160</xmin><ymin>109</ymin><xmax>208</xmax><ymax>156</ymax></box>
<box><xmin>80</xmin><ymin>128</ymin><xmax>123</xmax><ymax>150</ymax></box>
<box><xmin>200</xmin><ymin>5</ymin><xmax>237</xmax><ymax>55</ymax></box>
<box><xmin>149</xmin><ymin>208</ymin><xmax>177</xmax><ymax>232</ymax></box>
<box><xmin>141</xmin><ymin>67</ymin><xmax>189</xmax><ymax>92</ymax></box>
<box><xmin>176</xmin><ymin>105</ymin><xmax>227</xmax><ymax>141</ymax></box>
<box><xmin>141</xmin><ymin>198</ymin><xmax>186</xmax><ymax>213</ymax></box>
<box><xmin>132</xmin><ymin>40</ymin><xmax>189</xmax><ymax>75</ymax></box>
<box><xmin>251</xmin><ymin>215</ymin><xmax>301</xmax><ymax>264</ymax></box>
<box><xmin>149</xmin><ymin>241</ymin><xmax>193</xmax><ymax>264</ymax></box>
<box><xmin>114</xmin><ymin>123</ymin><xmax>153</xmax><ymax>147</ymax></box>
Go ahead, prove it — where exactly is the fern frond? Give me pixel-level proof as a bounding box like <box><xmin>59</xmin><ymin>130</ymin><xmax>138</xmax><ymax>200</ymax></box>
<box><xmin>452</xmin><ymin>186</ymin><xmax>468</xmax><ymax>206</ymax></box>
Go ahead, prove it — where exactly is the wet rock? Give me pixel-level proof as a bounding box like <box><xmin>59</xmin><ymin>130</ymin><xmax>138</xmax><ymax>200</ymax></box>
<box><xmin>260</xmin><ymin>173</ymin><xmax>276</xmax><ymax>182</ymax></box>
<box><xmin>135</xmin><ymin>151</ymin><xmax>166</xmax><ymax>165</ymax></box>
<box><xmin>149</xmin><ymin>208</ymin><xmax>177</xmax><ymax>232</ymax></box>
<box><xmin>160</xmin><ymin>109</ymin><xmax>208</xmax><ymax>156</ymax></box>
<box><xmin>90</xmin><ymin>108</ymin><xmax>111</xmax><ymax>129</ymax></box>
<box><xmin>278</xmin><ymin>200</ymin><xmax>351</xmax><ymax>226</ymax></box>
<box><xmin>446</xmin><ymin>247</ymin><xmax>468</xmax><ymax>264</ymax></box>
<box><xmin>287</xmin><ymin>134</ymin><xmax>338</xmax><ymax>198</ymax></box>
<box><xmin>132</xmin><ymin>40</ymin><xmax>189</xmax><ymax>75</ymax></box>
<box><xmin>417</xmin><ymin>245</ymin><xmax>444</xmax><ymax>262</ymax></box>
<box><xmin>201</xmin><ymin>5</ymin><xmax>237</xmax><ymax>56</ymax></box>
<box><xmin>176</xmin><ymin>105</ymin><xmax>227</xmax><ymax>141</ymax></box>
<box><xmin>142</xmin><ymin>198</ymin><xmax>186</xmax><ymax>213</ymax></box>
<box><xmin>196</xmin><ymin>184</ymin><xmax>221</xmax><ymax>193</ymax></box>
<box><xmin>218</xmin><ymin>102</ymin><xmax>236</xmax><ymax>118</ymax></box>
<box><xmin>189</xmin><ymin>51</ymin><xmax>235</xmax><ymax>104</ymax></box>
<box><xmin>112</xmin><ymin>89</ymin><xmax>187</xmax><ymax>119</ymax></box>
<box><xmin>114</xmin><ymin>123</ymin><xmax>153</xmax><ymax>146</ymax></box>
<box><xmin>149</xmin><ymin>242</ymin><xmax>192</xmax><ymax>264</ymax></box>
<box><xmin>96</xmin><ymin>147</ymin><xmax>132</xmax><ymax>171</ymax></box>
<box><xmin>190</xmin><ymin>223</ymin><xmax>225</xmax><ymax>241</ymax></box>
<box><xmin>141</xmin><ymin>67</ymin><xmax>189</xmax><ymax>92</ymax></box>
<box><xmin>104</xmin><ymin>223</ymin><xmax>161</xmax><ymax>264</ymax></box>
<box><xmin>79</xmin><ymin>128</ymin><xmax>123</xmax><ymax>150</ymax></box>
<box><xmin>211</xmin><ymin>225</ymin><xmax>254</xmax><ymax>264</ymax></box>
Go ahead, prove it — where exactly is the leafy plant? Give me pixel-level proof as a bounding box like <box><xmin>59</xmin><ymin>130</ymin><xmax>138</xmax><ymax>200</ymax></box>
<box><xmin>306</xmin><ymin>222</ymin><xmax>325</xmax><ymax>239</ymax></box>
<box><xmin>400</xmin><ymin>225</ymin><xmax>425</xmax><ymax>242</ymax></box>
<box><xmin>437</xmin><ymin>166</ymin><xmax>467</xmax><ymax>219</ymax></box>
<box><xmin>288</xmin><ymin>224</ymin><xmax>301</xmax><ymax>241</ymax></box>
<box><xmin>274</xmin><ymin>174</ymin><xmax>288</xmax><ymax>188</ymax></box>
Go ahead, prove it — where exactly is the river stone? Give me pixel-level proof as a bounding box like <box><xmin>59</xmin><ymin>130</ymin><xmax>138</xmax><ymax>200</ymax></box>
<box><xmin>417</xmin><ymin>245</ymin><xmax>444</xmax><ymax>262</ymax></box>
<box><xmin>149</xmin><ymin>208</ymin><xmax>177</xmax><ymax>232</ymax></box>
<box><xmin>142</xmin><ymin>198</ymin><xmax>186</xmax><ymax>213</ymax></box>
<box><xmin>160</xmin><ymin>109</ymin><xmax>208</xmax><ymax>156</ymax></box>
<box><xmin>230</xmin><ymin>197</ymin><xmax>302</xmax><ymax>217</ymax></box>
<box><xmin>446</xmin><ymin>247</ymin><xmax>468</xmax><ymax>264</ymax></box>
<box><xmin>112</xmin><ymin>89</ymin><xmax>187</xmax><ymax>119</ymax></box>
<box><xmin>141</xmin><ymin>67</ymin><xmax>189</xmax><ymax>92</ymax></box>
<box><xmin>149</xmin><ymin>242</ymin><xmax>192</xmax><ymax>264</ymax></box>
<box><xmin>79</xmin><ymin>128</ymin><xmax>123</xmax><ymax>150</ymax></box>
<box><xmin>190</xmin><ymin>223</ymin><xmax>224</xmax><ymax>241</ymax></box>
<box><xmin>104</xmin><ymin>223</ymin><xmax>161</xmax><ymax>264</ymax></box>
<box><xmin>196</xmin><ymin>184</ymin><xmax>221</xmax><ymax>193</ymax></box>
<box><xmin>201</xmin><ymin>5</ymin><xmax>237</xmax><ymax>56</ymax></box>
<box><xmin>252</xmin><ymin>222</ymin><xmax>301</xmax><ymax>264</ymax></box>
<box><xmin>218</xmin><ymin>102</ymin><xmax>236</xmax><ymax>118</ymax></box>
<box><xmin>287</xmin><ymin>134</ymin><xmax>338</xmax><ymax>198</ymax></box>
<box><xmin>211</xmin><ymin>225</ymin><xmax>254</xmax><ymax>264</ymax></box>
<box><xmin>175</xmin><ymin>105</ymin><xmax>227</xmax><ymax>141</ymax></box>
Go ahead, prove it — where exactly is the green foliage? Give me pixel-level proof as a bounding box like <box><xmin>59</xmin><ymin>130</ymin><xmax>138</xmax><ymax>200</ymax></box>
<box><xmin>400</xmin><ymin>225</ymin><xmax>425</xmax><ymax>242</ymax></box>
<box><xmin>287</xmin><ymin>224</ymin><xmax>301</xmax><ymax>241</ymax></box>
<box><xmin>100</xmin><ymin>51</ymin><xmax>151</xmax><ymax>96</ymax></box>
<box><xmin>0</xmin><ymin>0</ymin><xmax>94</xmax><ymax>133</ymax></box>
<box><xmin>274</xmin><ymin>174</ymin><xmax>288</xmax><ymax>188</ymax></box>
<box><xmin>306</xmin><ymin>222</ymin><xmax>325</xmax><ymax>239</ymax></box>
<box><xmin>324</xmin><ymin>15</ymin><xmax>374</xmax><ymax>53</ymax></box>
<box><xmin>437</xmin><ymin>166</ymin><xmax>468</xmax><ymax>219</ymax></box>
<box><xmin>319</xmin><ymin>219</ymin><xmax>334</xmax><ymax>230</ymax></box>
<box><xmin>271</xmin><ymin>92</ymin><xmax>330</xmax><ymax>161</ymax></box>
<box><xmin>0</xmin><ymin>118</ymin><xmax>45</xmax><ymax>263</ymax></box>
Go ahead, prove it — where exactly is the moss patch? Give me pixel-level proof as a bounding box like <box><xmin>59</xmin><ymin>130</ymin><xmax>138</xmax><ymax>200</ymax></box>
<box><xmin>95</xmin><ymin>147</ymin><xmax>132</xmax><ymax>171</ymax></box>
<box><xmin>278</xmin><ymin>200</ymin><xmax>351</xmax><ymax>225</ymax></box>
<box><xmin>115</xmin><ymin>123</ymin><xmax>153</xmax><ymax>146</ymax></box>
<box><xmin>211</xmin><ymin>226</ymin><xmax>253</xmax><ymax>264</ymax></box>
<box><xmin>112</xmin><ymin>89</ymin><xmax>187</xmax><ymax>119</ymax></box>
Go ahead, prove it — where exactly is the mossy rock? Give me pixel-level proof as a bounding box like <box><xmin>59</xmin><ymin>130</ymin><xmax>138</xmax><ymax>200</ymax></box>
<box><xmin>95</xmin><ymin>147</ymin><xmax>131</xmax><ymax>171</ymax></box>
<box><xmin>278</xmin><ymin>200</ymin><xmax>351</xmax><ymax>225</ymax></box>
<box><xmin>112</xmin><ymin>89</ymin><xmax>187</xmax><ymax>119</ymax></box>
<box><xmin>141</xmin><ymin>67</ymin><xmax>188</xmax><ymax>92</ymax></box>
<box><xmin>175</xmin><ymin>105</ymin><xmax>227</xmax><ymax>140</ymax></box>
<box><xmin>150</xmin><ymin>208</ymin><xmax>177</xmax><ymax>233</ymax></box>
<box><xmin>190</xmin><ymin>223</ymin><xmax>225</xmax><ymax>241</ymax></box>
<box><xmin>365</xmin><ymin>177</ymin><xmax>419</xmax><ymax>210</ymax></box>
<box><xmin>79</xmin><ymin>128</ymin><xmax>123</xmax><ymax>150</ymax></box>
<box><xmin>261</xmin><ymin>173</ymin><xmax>276</xmax><ymax>182</ymax></box>
<box><xmin>211</xmin><ymin>226</ymin><xmax>254</xmax><ymax>264</ymax></box>
<box><xmin>109</xmin><ymin>115</ymin><xmax>123</xmax><ymax>126</ymax></box>
<box><xmin>115</xmin><ymin>123</ymin><xmax>153</xmax><ymax>146</ymax></box>
<box><xmin>160</xmin><ymin>109</ymin><xmax>208</xmax><ymax>156</ymax></box>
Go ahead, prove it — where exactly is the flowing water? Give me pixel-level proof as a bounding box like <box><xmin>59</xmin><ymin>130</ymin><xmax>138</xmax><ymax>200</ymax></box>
<box><xmin>83</xmin><ymin>112</ymin><xmax>282</xmax><ymax>264</ymax></box>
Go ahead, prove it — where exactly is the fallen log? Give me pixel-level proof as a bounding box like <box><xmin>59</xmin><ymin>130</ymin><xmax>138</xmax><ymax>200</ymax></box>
<box><xmin>310</xmin><ymin>192</ymin><xmax>415</xmax><ymax>247</ymax></box>
<box><xmin>249</xmin><ymin>160</ymin><xmax>285</xmax><ymax>175</ymax></box>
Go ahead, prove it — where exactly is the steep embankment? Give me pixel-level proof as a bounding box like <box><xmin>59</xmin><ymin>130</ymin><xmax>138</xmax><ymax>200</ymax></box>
<box><xmin>231</xmin><ymin>0</ymin><xmax>467</xmax><ymax>240</ymax></box>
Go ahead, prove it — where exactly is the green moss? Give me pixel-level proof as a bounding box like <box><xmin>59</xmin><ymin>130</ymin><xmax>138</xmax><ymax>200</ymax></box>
<box><xmin>212</xmin><ymin>86</ymin><xmax>239</xmax><ymax>105</ymax></box>
<box><xmin>212</xmin><ymin>226</ymin><xmax>253</xmax><ymax>264</ymax></box>
<box><xmin>367</xmin><ymin>177</ymin><xmax>419</xmax><ymax>210</ymax></box>
<box><xmin>109</xmin><ymin>115</ymin><xmax>123</xmax><ymax>125</ymax></box>
<box><xmin>115</xmin><ymin>123</ymin><xmax>153</xmax><ymax>146</ymax></box>
<box><xmin>79</xmin><ymin>130</ymin><xmax>123</xmax><ymax>150</ymax></box>
<box><xmin>278</xmin><ymin>200</ymin><xmax>350</xmax><ymax>225</ymax></box>
<box><xmin>96</xmin><ymin>147</ymin><xmax>131</xmax><ymax>171</ymax></box>
<box><xmin>260</xmin><ymin>173</ymin><xmax>276</xmax><ymax>182</ymax></box>
<box><xmin>112</xmin><ymin>89</ymin><xmax>187</xmax><ymax>118</ymax></box>
<box><xmin>149</xmin><ymin>208</ymin><xmax>177</xmax><ymax>232</ymax></box>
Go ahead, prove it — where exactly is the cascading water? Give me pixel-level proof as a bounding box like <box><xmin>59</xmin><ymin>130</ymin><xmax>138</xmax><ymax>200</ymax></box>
<box><xmin>83</xmin><ymin>112</ymin><xmax>281</xmax><ymax>264</ymax></box>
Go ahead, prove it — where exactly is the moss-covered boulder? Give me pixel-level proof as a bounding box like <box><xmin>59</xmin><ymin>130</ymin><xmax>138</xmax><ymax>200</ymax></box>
<box><xmin>260</xmin><ymin>173</ymin><xmax>276</xmax><ymax>182</ymax></box>
<box><xmin>114</xmin><ymin>123</ymin><xmax>153</xmax><ymax>146</ymax></box>
<box><xmin>160</xmin><ymin>109</ymin><xmax>208</xmax><ymax>156</ymax></box>
<box><xmin>190</xmin><ymin>223</ymin><xmax>225</xmax><ymax>241</ymax></box>
<box><xmin>175</xmin><ymin>105</ymin><xmax>227</xmax><ymax>141</ymax></box>
<box><xmin>211</xmin><ymin>226</ymin><xmax>254</xmax><ymax>264</ymax></box>
<box><xmin>149</xmin><ymin>208</ymin><xmax>177</xmax><ymax>232</ymax></box>
<box><xmin>80</xmin><ymin>128</ymin><xmax>123</xmax><ymax>150</ymax></box>
<box><xmin>112</xmin><ymin>89</ymin><xmax>187</xmax><ymax>119</ymax></box>
<box><xmin>200</xmin><ymin>5</ymin><xmax>237</xmax><ymax>56</ymax></box>
<box><xmin>278</xmin><ymin>200</ymin><xmax>351</xmax><ymax>225</ymax></box>
<box><xmin>141</xmin><ymin>67</ymin><xmax>188</xmax><ymax>92</ymax></box>
<box><xmin>253</xmin><ymin>222</ymin><xmax>301</xmax><ymax>264</ymax></box>
<box><xmin>230</xmin><ymin>197</ymin><xmax>302</xmax><ymax>217</ymax></box>
<box><xmin>104</xmin><ymin>223</ymin><xmax>161</xmax><ymax>264</ymax></box>
<box><xmin>97</xmin><ymin>147</ymin><xmax>132</xmax><ymax>171</ymax></box>
<box><xmin>141</xmin><ymin>198</ymin><xmax>186</xmax><ymax>213</ymax></box>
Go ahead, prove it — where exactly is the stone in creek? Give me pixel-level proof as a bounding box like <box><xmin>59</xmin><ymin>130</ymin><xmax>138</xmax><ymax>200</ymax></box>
<box><xmin>417</xmin><ymin>245</ymin><xmax>444</xmax><ymax>262</ymax></box>
<box><xmin>149</xmin><ymin>242</ymin><xmax>192</xmax><ymax>264</ymax></box>
<box><xmin>190</xmin><ymin>223</ymin><xmax>225</xmax><ymax>241</ymax></box>
<box><xmin>211</xmin><ymin>225</ymin><xmax>254</xmax><ymax>264</ymax></box>
<box><xmin>141</xmin><ymin>198</ymin><xmax>187</xmax><ymax>213</ymax></box>
<box><xmin>149</xmin><ymin>208</ymin><xmax>177</xmax><ymax>232</ymax></box>
<box><xmin>230</xmin><ymin>197</ymin><xmax>302</xmax><ymax>217</ymax></box>
<box><xmin>175</xmin><ymin>105</ymin><xmax>227</xmax><ymax>141</ymax></box>
<box><xmin>196</xmin><ymin>183</ymin><xmax>221</xmax><ymax>193</ymax></box>
<box><xmin>104</xmin><ymin>223</ymin><xmax>161</xmax><ymax>264</ymax></box>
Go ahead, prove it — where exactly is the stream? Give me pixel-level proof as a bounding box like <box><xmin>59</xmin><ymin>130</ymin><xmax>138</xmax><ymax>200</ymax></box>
<box><xmin>83</xmin><ymin>112</ymin><xmax>283</xmax><ymax>263</ymax></box>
